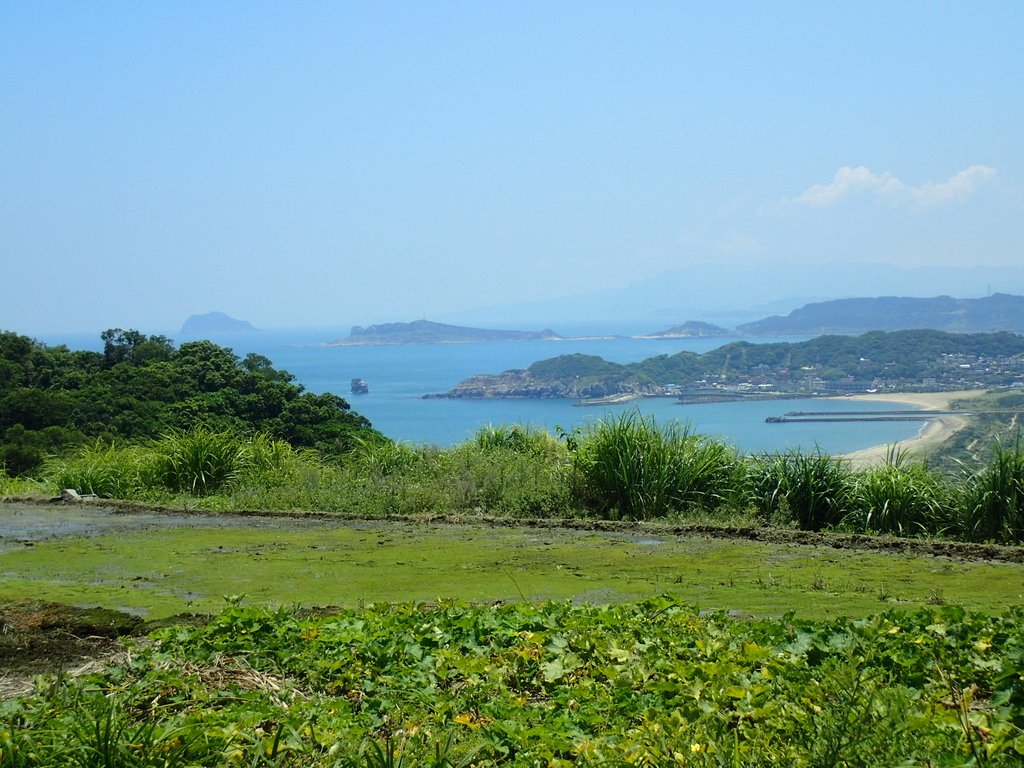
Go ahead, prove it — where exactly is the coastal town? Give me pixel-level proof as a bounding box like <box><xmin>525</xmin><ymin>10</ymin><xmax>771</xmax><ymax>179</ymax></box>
<box><xmin>430</xmin><ymin>334</ymin><xmax>1024</xmax><ymax>403</ymax></box>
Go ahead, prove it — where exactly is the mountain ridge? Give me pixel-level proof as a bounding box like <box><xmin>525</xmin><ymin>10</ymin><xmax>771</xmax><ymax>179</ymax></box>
<box><xmin>738</xmin><ymin>293</ymin><xmax>1024</xmax><ymax>335</ymax></box>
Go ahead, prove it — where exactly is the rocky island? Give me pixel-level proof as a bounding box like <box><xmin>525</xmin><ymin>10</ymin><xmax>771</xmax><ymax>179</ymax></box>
<box><xmin>326</xmin><ymin>320</ymin><xmax>563</xmax><ymax>346</ymax></box>
<box><xmin>180</xmin><ymin>311</ymin><xmax>258</xmax><ymax>337</ymax></box>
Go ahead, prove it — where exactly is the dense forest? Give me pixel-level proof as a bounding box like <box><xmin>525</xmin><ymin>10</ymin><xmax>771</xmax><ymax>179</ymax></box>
<box><xmin>0</xmin><ymin>329</ymin><xmax>376</xmax><ymax>475</ymax></box>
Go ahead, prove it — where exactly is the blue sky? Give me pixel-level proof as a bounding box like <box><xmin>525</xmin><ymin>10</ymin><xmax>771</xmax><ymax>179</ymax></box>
<box><xmin>2</xmin><ymin>2</ymin><xmax>1022</xmax><ymax>334</ymax></box>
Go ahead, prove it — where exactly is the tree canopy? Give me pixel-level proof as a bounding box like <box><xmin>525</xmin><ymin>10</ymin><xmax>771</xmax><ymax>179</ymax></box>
<box><xmin>0</xmin><ymin>329</ymin><xmax>377</xmax><ymax>475</ymax></box>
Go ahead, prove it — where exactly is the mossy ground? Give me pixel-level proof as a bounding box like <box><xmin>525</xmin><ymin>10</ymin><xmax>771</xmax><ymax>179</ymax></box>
<box><xmin>1</xmin><ymin>510</ymin><xmax>1021</xmax><ymax>620</ymax></box>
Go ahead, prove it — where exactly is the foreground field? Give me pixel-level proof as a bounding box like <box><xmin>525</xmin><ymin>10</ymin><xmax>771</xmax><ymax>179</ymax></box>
<box><xmin>4</xmin><ymin>598</ymin><xmax>1024</xmax><ymax>766</ymax></box>
<box><xmin>4</xmin><ymin>503</ymin><xmax>1024</xmax><ymax>765</ymax></box>
<box><xmin>2</xmin><ymin>503</ymin><xmax>1022</xmax><ymax>620</ymax></box>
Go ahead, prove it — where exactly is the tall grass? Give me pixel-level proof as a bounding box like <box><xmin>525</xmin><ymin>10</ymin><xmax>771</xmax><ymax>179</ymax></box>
<box><xmin>473</xmin><ymin>424</ymin><xmax>558</xmax><ymax>456</ymax></box>
<box><xmin>39</xmin><ymin>429</ymin><xmax>312</xmax><ymax>500</ymax></box>
<box><xmin>442</xmin><ymin>441</ymin><xmax>573</xmax><ymax>516</ymax></box>
<box><xmin>571</xmin><ymin>412</ymin><xmax>743</xmax><ymax>520</ymax></box>
<box><xmin>849</xmin><ymin>449</ymin><xmax>953</xmax><ymax>536</ymax></box>
<box><xmin>349</xmin><ymin>435</ymin><xmax>425</xmax><ymax>477</ymax></box>
<box><xmin>153</xmin><ymin>427</ymin><xmax>249</xmax><ymax>495</ymax></box>
<box><xmin>961</xmin><ymin>437</ymin><xmax>1024</xmax><ymax>543</ymax></box>
<box><xmin>45</xmin><ymin>440</ymin><xmax>158</xmax><ymax>499</ymax></box>
<box><xmin>0</xmin><ymin>467</ymin><xmax>46</xmax><ymax>496</ymax></box>
<box><xmin>750</xmin><ymin>450</ymin><xmax>853</xmax><ymax>531</ymax></box>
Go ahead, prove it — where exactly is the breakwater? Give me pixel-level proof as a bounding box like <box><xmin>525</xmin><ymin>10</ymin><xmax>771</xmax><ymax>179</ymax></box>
<box><xmin>766</xmin><ymin>415</ymin><xmax>934</xmax><ymax>424</ymax></box>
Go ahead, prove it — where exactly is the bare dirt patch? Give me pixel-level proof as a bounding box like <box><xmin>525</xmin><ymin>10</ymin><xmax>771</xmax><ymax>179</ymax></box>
<box><xmin>0</xmin><ymin>600</ymin><xmax>146</xmax><ymax>699</ymax></box>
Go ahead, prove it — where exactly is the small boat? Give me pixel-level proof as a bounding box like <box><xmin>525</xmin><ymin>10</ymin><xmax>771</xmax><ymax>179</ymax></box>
<box><xmin>350</xmin><ymin>378</ymin><xmax>369</xmax><ymax>394</ymax></box>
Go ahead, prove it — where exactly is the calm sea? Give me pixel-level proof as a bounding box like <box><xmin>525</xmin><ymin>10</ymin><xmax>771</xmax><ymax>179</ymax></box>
<box><xmin>40</xmin><ymin>328</ymin><xmax>926</xmax><ymax>453</ymax></box>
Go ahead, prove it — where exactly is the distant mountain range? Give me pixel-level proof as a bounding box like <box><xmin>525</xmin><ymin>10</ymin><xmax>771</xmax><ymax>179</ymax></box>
<box><xmin>737</xmin><ymin>294</ymin><xmax>1024</xmax><ymax>335</ymax></box>
<box><xmin>325</xmin><ymin>320</ymin><xmax>563</xmax><ymax>346</ymax></box>
<box><xmin>180</xmin><ymin>311</ymin><xmax>258</xmax><ymax>336</ymax></box>
<box><xmin>331</xmin><ymin>294</ymin><xmax>1024</xmax><ymax>348</ymax></box>
<box><xmin>435</xmin><ymin>262</ymin><xmax>1024</xmax><ymax>332</ymax></box>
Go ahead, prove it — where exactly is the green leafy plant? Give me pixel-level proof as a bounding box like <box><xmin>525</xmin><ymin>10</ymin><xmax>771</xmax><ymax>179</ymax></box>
<box><xmin>7</xmin><ymin>599</ymin><xmax>1024</xmax><ymax>766</ymax></box>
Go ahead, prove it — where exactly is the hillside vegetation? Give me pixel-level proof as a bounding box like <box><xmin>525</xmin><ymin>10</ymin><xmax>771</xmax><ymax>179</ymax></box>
<box><xmin>0</xmin><ymin>329</ymin><xmax>376</xmax><ymax>476</ymax></box>
<box><xmin>439</xmin><ymin>329</ymin><xmax>1024</xmax><ymax>398</ymax></box>
<box><xmin>926</xmin><ymin>389</ymin><xmax>1024</xmax><ymax>473</ymax></box>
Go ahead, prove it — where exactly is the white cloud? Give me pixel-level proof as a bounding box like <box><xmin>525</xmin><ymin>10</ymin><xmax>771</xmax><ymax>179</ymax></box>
<box><xmin>792</xmin><ymin>164</ymin><xmax>996</xmax><ymax>209</ymax></box>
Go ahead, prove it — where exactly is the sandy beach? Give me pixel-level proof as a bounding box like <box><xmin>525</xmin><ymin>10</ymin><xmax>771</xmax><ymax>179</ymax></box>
<box><xmin>837</xmin><ymin>389</ymin><xmax>985</xmax><ymax>468</ymax></box>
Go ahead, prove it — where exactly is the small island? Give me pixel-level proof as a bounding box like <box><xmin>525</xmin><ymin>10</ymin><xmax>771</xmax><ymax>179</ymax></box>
<box><xmin>642</xmin><ymin>320</ymin><xmax>731</xmax><ymax>338</ymax></box>
<box><xmin>325</xmin><ymin>319</ymin><xmax>563</xmax><ymax>346</ymax></box>
<box><xmin>180</xmin><ymin>311</ymin><xmax>258</xmax><ymax>337</ymax></box>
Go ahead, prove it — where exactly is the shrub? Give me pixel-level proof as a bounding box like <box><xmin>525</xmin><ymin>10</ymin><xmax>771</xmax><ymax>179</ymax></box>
<box><xmin>152</xmin><ymin>427</ymin><xmax>249</xmax><ymax>495</ymax></box>
<box><xmin>750</xmin><ymin>450</ymin><xmax>853</xmax><ymax>531</ymax></box>
<box><xmin>571</xmin><ymin>412</ymin><xmax>743</xmax><ymax>520</ymax></box>
<box><xmin>850</xmin><ymin>449</ymin><xmax>953</xmax><ymax>535</ymax></box>
<box><xmin>961</xmin><ymin>437</ymin><xmax>1024</xmax><ymax>543</ymax></box>
<box><xmin>44</xmin><ymin>440</ymin><xmax>157</xmax><ymax>499</ymax></box>
<box><xmin>473</xmin><ymin>424</ymin><xmax>558</xmax><ymax>456</ymax></box>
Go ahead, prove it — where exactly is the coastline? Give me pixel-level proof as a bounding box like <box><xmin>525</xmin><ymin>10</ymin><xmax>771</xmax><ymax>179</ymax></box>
<box><xmin>836</xmin><ymin>389</ymin><xmax>985</xmax><ymax>468</ymax></box>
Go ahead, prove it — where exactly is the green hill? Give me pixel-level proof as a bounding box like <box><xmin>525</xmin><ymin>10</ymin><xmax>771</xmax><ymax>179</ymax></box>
<box><xmin>327</xmin><ymin>319</ymin><xmax>562</xmax><ymax>345</ymax></box>
<box><xmin>0</xmin><ymin>329</ymin><xmax>376</xmax><ymax>475</ymax></box>
<box><xmin>438</xmin><ymin>329</ymin><xmax>1024</xmax><ymax>398</ymax></box>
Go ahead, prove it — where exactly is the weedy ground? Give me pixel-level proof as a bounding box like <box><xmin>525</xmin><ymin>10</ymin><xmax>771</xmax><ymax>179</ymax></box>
<box><xmin>1</xmin><ymin>506</ymin><xmax>1022</xmax><ymax>620</ymax></box>
<box><xmin>3</xmin><ymin>598</ymin><xmax>1024</xmax><ymax>766</ymax></box>
<box><xmin>5</xmin><ymin>417</ymin><xmax>1024</xmax><ymax>764</ymax></box>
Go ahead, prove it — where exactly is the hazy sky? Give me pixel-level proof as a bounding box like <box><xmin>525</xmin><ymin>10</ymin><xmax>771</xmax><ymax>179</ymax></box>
<box><xmin>3</xmin><ymin>2</ymin><xmax>1022</xmax><ymax>334</ymax></box>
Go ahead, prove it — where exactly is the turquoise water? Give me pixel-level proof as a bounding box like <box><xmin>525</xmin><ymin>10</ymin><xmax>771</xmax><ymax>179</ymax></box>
<box><xmin>41</xmin><ymin>329</ymin><xmax>927</xmax><ymax>452</ymax></box>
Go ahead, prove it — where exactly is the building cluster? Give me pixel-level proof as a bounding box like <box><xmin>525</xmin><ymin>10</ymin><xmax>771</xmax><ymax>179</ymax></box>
<box><xmin>675</xmin><ymin>352</ymin><xmax>1024</xmax><ymax>398</ymax></box>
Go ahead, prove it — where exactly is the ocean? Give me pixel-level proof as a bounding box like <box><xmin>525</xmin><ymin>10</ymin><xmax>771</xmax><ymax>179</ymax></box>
<box><xmin>40</xmin><ymin>327</ymin><xmax>927</xmax><ymax>454</ymax></box>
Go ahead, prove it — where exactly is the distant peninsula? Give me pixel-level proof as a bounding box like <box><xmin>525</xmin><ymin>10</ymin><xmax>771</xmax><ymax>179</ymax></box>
<box><xmin>427</xmin><ymin>330</ymin><xmax>1024</xmax><ymax>400</ymax></box>
<box><xmin>738</xmin><ymin>293</ymin><xmax>1024</xmax><ymax>336</ymax></box>
<box><xmin>325</xmin><ymin>319</ymin><xmax>563</xmax><ymax>346</ymax></box>
<box><xmin>180</xmin><ymin>311</ymin><xmax>258</xmax><ymax>336</ymax></box>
